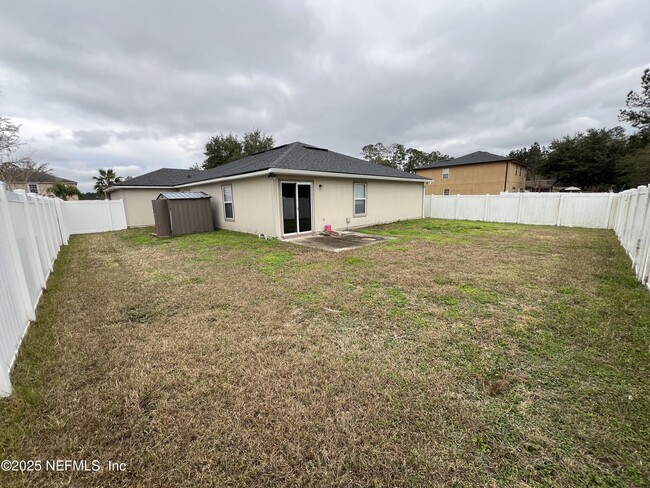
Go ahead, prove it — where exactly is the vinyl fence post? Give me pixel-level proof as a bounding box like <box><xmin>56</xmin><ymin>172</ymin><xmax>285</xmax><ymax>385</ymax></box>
<box><xmin>484</xmin><ymin>194</ymin><xmax>490</xmax><ymax>221</ymax></box>
<box><xmin>0</xmin><ymin>182</ymin><xmax>35</xmax><ymax>322</ymax></box>
<box><xmin>54</xmin><ymin>198</ymin><xmax>69</xmax><ymax>244</ymax></box>
<box><xmin>454</xmin><ymin>193</ymin><xmax>460</xmax><ymax>220</ymax></box>
<box><xmin>604</xmin><ymin>192</ymin><xmax>614</xmax><ymax>229</ymax></box>
<box><xmin>516</xmin><ymin>193</ymin><xmax>524</xmax><ymax>224</ymax></box>
<box><xmin>14</xmin><ymin>190</ymin><xmax>46</xmax><ymax>290</ymax></box>
<box><xmin>106</xmin><ymin>199</ymin><xmax>114</xmax><ymax>231</ymax></box>
<box><xmin>556</xmin><ymin>193</ymin><xmax>564</xmax><ymax>226</ymax></box>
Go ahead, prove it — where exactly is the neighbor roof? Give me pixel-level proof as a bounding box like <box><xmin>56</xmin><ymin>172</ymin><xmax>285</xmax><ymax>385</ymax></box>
<box><xmin>416</xmin><ymin>151</ymin><xmax>524</xmax><ymax>170</ymax></box>
<box><xmin>108</xmin><ymin>142</ymin><xmax>428</xmax><ymax>192</ymax></box>
<box><xmin>3</xmin><ymin>169</ymin><xmax>77</xmax><ymax>184</ymax></box>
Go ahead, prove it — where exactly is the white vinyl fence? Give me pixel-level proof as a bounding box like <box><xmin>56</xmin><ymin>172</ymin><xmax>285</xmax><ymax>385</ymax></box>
<box><xmin>0</xmin><ymin>182</ymin><xmax>126</xmax><ymax>396</ymax></box>
<box><xmin>426</xmin><ymin>186</ymin><xmax>650</xmax><ymax>289</ymax></box>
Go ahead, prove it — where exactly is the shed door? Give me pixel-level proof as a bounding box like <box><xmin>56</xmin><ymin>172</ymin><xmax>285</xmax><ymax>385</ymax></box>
<box><xmin>152</xmin><ymin>200</ymin><xmax>172</xmax><ymax>237</ymax></box>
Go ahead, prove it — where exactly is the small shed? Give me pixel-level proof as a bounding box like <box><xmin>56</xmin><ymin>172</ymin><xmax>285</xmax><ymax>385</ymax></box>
<box><xmin>152</xmin><ymin>192</ymin><xmax>214</xmax><ymax>237</ymax></box>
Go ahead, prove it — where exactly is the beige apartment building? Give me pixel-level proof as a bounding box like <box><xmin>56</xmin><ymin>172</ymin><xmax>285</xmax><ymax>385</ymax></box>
<box><xmin>415</xmin><ymin>151</ymin><xmax>527</xmax><ymax>195</ymax></box>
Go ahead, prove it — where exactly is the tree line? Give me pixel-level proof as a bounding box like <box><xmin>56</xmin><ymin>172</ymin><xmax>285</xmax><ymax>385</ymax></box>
<box><xmin>509</xmin><ymin>69</ymin><xmax>649</xmax><ymax>191</ymax></box>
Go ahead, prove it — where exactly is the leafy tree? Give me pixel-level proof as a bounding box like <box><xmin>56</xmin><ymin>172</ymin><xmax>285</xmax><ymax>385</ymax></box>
<box><xmin>404</xmin><ymin>147</ymin><xmax>449</xmax><ymax>173</ymax></box>
<box><xmin>361</xmin><ymin>143</ymin><xmax>391</xmax><ymax>166</ymax></box>
<box><xmin>203</xmin><ymin>129</ymin><xmax>274</xmax><ymax>169</ymax></box>
<box><xmin>361</xmin><ymin>143</ymin><xmax>449</xmax><ymax>172</ymax></box>
<box><xmin>242</xmin><ymin>129</ymin><xmax>274</xmax><ymax>156</ymax></box>
<box><xmin>618</xmin><ymin>144</ymin><xmax>650</xmax><ymax>188</ymax></box>
<box><xmin>79</xmin><ymin>191</ymin><xmax>102</xmax><ymax>200</ymax></box>
<box><xmin>47</xmin><ymin>182</ymin><xmax>80</xmax><ymax>200</ymax></box>
<box><xmin>619</xmin><ymin>68</ymin><xmax>650</xmax><ymax>133</ymax></box>
<box><xmin>93</xmin><ymin>168</ymin><xmax>123</xmax><ymax>198</ymax></box>
<box><xmin>540</xmin><ymin>127</ymin><xmax>628</xmax><ymax>190</ymax></box>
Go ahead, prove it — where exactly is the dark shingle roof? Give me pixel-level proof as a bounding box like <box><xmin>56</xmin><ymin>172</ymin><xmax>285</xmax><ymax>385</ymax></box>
<box><xmin>6</xmin><ymin>169</ymin><xmax>77</xmax><ymax>184</ymax></box>
<box><xmin>182</xmin><ymin>142</ymin><xmax>429</xmax><ymax>184</ymax></box>
<box><xmin>416</xmin><ymin>151</ymin><xmax>524</xmax><ymax>170</ymax></box>
<box><xmin>109</xmin><ymin>143</ymin><xmax>428</xmax><ymax>191</ymax></box>
<box><xmin>116</xmin><ymin>168</ymin><xmax>203</xmax><ymax>187</ymax></box>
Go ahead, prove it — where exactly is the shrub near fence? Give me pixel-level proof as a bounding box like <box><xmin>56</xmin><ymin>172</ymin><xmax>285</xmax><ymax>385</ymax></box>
<box><xmin>426</xmin><ymin>186</ymin><xmax>650</xmax><ymax>289</ymax></box>
<box><xmin>0</xmin><ymin>182</ymin><xmax>127</xmax><ymax>396</ymax></box>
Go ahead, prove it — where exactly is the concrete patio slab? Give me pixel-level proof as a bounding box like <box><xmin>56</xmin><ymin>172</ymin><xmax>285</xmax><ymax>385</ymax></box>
<box><xmin>287</xmin><ymin>232</ymin><xmax>391</xmax><ymax>252</ymax></box>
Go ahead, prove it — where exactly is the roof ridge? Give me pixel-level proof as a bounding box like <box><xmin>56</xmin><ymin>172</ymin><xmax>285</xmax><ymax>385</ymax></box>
<box><xmin>271</xmin><ymin>142</ymin><xmax>300</xmax><ymax>168</ymax></box>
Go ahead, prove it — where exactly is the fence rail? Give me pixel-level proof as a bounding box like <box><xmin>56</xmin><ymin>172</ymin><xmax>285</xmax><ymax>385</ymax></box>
<box><xmin>0</xmin><ymin>182</ymin><xmax>126</xmax><ymax>396</ymax></box>
<box><xmin>425</xmin><ymin>187</ymin><xmax>650</xmax><ymax>289</ymax></box>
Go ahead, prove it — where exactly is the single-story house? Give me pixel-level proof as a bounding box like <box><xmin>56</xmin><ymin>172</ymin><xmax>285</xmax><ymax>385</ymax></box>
<box><xmin>415</xmin><ymin>151</ymin><xmax>527</xmax><ymax>195</ymax></box>
<box><xmin>106</xmin><ymin>142</ymin><xmax>430</xmax><ymax>237</ymax></box>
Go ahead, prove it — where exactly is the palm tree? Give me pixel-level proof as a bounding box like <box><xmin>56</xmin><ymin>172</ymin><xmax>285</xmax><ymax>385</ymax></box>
<box><xmin>47</xmin><ymin>182</ymin><xmax>81</xmax><ymax>200</ymax></box>
<box><xmin>93</xmin><ymin>168</ymin><xmax>123</xmax><ymax>198</ymax></box>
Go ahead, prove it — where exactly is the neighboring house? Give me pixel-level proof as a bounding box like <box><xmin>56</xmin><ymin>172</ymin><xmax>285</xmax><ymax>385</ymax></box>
<box><xmin>415</xmin><ymin>151</ymin><xmax>527</xmax><ymax>195</ymax></box>
<box><xmin>3</xmin><ymin>170</ymin><xmax>79</xmax><ymax>199</ymax></box>
<box><xmin>106</xmin><ymin>142</ymin><xmax>430</xmax><ymax>236</ymax></box>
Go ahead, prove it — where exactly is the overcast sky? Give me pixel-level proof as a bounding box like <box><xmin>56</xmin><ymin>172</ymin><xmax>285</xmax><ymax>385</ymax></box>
<box><xmin>1</xmin><ymin>1</ymin><xmax>649</xmax><ymax>192</ymax></box>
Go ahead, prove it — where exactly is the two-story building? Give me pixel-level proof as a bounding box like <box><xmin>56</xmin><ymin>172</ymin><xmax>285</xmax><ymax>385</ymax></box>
<box><xmin>416</xmin><ymin>151</ymin><xmax>527</xmax><ymax>195</ymax></box>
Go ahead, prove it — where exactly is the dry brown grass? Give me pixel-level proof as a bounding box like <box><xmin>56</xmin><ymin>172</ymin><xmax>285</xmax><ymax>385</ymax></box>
<box><xmin>1</xmin><ymin>219</ymin><xmax>649</xmax><ymax>487</ymax></box>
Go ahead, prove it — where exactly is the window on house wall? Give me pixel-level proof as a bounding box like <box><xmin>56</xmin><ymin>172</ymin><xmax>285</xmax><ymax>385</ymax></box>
<box><xmin>512</xmin><ymin>187</ymin><xmax>516</xmax><ymax>192</ymax></box>
<box><xmin>222</xmin><ymin>185</ymin><xmax>234</xmax><ymax>220</ymax></box>
<box><xmin>29</xmin><ymin>184</ymin><xmax>38</xmax><ymax>193</ymax></box>
<box><xmin>442</xmin><ymin>168</ymin><xmax>449</xmax><ymax>179</ymax></box>
<box><xmin>353</xmin><ymin>182</ymin><xmax>366</xmax><ymax>216</ymax></box>
<box><xmin>443</xmin><ymin>189</ymin><xmax>450</xmax><ymax>196</ymax></box>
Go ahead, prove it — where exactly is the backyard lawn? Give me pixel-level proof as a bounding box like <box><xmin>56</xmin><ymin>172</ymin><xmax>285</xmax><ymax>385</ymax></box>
<box><xmin>1</xmin><ymin>219</ymin><xmax>648</xmax><ymax>487</ymax></box>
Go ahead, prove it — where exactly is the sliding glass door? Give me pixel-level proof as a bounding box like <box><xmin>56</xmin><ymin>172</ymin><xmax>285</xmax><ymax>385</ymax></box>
<box><xmin>281</xmin><ymin>182</ymin><xmax>312</xmax><ymax>235</ymax></box>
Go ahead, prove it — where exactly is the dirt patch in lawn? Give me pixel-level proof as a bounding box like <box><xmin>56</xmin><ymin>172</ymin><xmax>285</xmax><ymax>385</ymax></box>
<box><xmin>1</xmin><ymin>220</ymin><xmax>649</xmax><ymax>487</ymax></box>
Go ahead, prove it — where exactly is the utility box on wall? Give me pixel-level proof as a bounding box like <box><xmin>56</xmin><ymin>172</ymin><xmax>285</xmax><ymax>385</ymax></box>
<box><xmin>152</xmin><ymin>192</ymin><xmax>214</xmax><ymax>237</ymax></box>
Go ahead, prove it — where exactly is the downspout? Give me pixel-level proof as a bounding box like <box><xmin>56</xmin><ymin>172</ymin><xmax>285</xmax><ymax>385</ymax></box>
<box><xmin>503</xmin><ymin>161</ymin><xmax>509</xmax><ymax>192</ymax></box>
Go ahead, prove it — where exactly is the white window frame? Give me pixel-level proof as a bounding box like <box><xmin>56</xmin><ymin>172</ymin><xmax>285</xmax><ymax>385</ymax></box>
<box><xmin>442</xmin><ymin>168</ymin><xmax>449</xmax><ymax>179</ymax></box>
<box><xmin>222</xmin><ymin>184</ymin><xmax>234</xmax><ymax>221</ymax></box>
<box><xmin>443</xmin><ymin>189</ymin><xmax>450</xmax><ymax>196</ymax></box>
<box><xmin>353</xmin><ymin>182</ymin><xmax>367</xmax><ymax>217</ymax></box>
<box><xmin>28</xmin><ymin>183</ymin><xmax>38</xmax><ymax>194</ymax></box>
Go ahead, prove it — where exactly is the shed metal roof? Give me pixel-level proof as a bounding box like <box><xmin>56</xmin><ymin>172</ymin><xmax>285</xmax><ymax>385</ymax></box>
<box><xmin>157</xmin><ymin>191</ymin><xmax>211</xmax><ymax>200</ymax></box>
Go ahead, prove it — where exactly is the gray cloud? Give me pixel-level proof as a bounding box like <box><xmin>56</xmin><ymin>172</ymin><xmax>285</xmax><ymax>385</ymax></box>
<box><xmin>0</xmin><ymin>0</ymin><xmax>649</xmax><ymax>191</ymax></box>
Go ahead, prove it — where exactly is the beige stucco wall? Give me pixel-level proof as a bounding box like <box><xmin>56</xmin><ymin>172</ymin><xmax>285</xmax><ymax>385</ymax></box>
<box><xmin>109</xmin><ymin>175</ymin><xmax>425</xmax><ymax>237</ymax></box>
<box><xmin>109</xmin><ymin>188</ymin><xmax>170</xmax><ymax>227</ymax></box>
<box><xmin>417</xmin><ymin>161</ymin><xmax>526</xmax><ymax>195</ymax></box>
<box><xmin>273</xmin><ymin>176</ymin><xmax>424</xmax><ymax>236</ymax></box>
<box><xmin>189</xmin><ymin>176</ymin><xmax>276</xmax><ymax>237</ymax></box>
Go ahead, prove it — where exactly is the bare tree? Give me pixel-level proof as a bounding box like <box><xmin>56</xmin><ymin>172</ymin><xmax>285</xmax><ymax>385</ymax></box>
<box><xmin>0</xmin><ymin>116</ymin><xmax>21</xmax><ymax>155</ymax></box>
<box><xmin>0</xmin><ymin>154</ymin><xmax>51</xmax><ymax>190</ymax></box>
<box><xmin>0</xmin><ymin>115</ymin><xmax>50</xmax><ymax>190</ymax></box>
